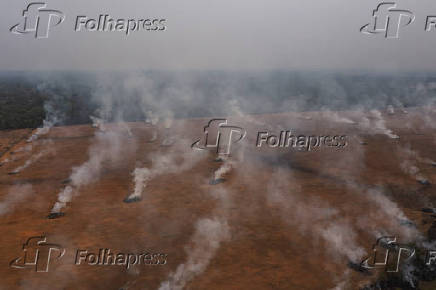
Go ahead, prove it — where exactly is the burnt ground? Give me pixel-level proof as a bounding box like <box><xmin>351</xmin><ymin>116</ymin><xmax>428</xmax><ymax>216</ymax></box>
<box><xmin>0</xmin><ymin>108</ymin><xmax>436</xmax><ymax>290</ymax></box>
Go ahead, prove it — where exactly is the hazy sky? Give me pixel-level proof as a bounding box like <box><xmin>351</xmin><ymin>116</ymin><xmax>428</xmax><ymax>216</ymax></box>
<box><xmin>1</xmin><ymin>0</ymin><xmax>435</xmax><ymax>71</ymax></box>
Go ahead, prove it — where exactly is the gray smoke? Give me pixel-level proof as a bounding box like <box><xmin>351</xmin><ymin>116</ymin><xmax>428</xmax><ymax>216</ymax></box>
<box><xmin>267</xmin><ymin>168</ymin><xmax>366</xmax><ymax>263</ymax></box>
<box><xmin>0</xmin><ymin>184</ymin><xmax>33</xmax><ymax>216</ymax></box>
<box><xmin>27</xmin><ymin>94</ymin><xmax>64</xmax><ymax>142</ymax></box>
<box><xmin>127</xmin><ymin>139</ymin><xmax>206</xmax><ymax>200</ymax></box>
<box><xmin>158</xmin><ymin>186</ymin><xmax>232</xmax><ymax>290</ymax></box>
<box><xmin>9</xmin><ymin>147</ymin><xmax>53</xmax><ymax>175</ymax></box>
<box><xmin>51</xmin><ymin>129</ymin><xmax>125</xmax><ymax>213</ymax></box>
<box><xmin>398</xmin><ymin>145</ymin><xmax>432</xmax><ymax>184</ymax></box>
<box><xmin>212</xmin><ymin>158</ymin><xmax>234</xmax><ymax>181</ymax></box>
<box><xmin>158</xmin><ymin>217</ymin><xmax>230</xmax><ymax>290</ymax></box>
<box><xmin>319</xmin><ymin>110</ymin><xmax>356</xmax><ymax>124</ymax></box>
<box><xmin>358</xmin><ymin>110</ymin><xmax>399</xmax><ymax>139</ymax></box>
<box><xmin>89</xmin><ymin>115</ymin><xmax>106</xmax><ymax>131</ymax></box>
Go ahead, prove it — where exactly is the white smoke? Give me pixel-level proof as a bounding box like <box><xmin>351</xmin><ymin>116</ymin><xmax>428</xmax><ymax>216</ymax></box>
<box><xmin>420</xmin><ymin>106</ymin><xmax>436</xmax><ymax>130</ymax></box>
<box><xmin>387</xmin><ymin>105</ymin><xmax>395</xmax><ymax>115</ymax></box>
<box><xmin>402</xmin><ymin>263</ymin><xmax>417</xmax><ymax>288</ymax></box>
<box><xmin>144</xmin><ymin>110</ymin><xmax>158</xmax><ymax>125</ymax></box>
<box><xmin>144</xmin><ymin>110</ymin><xmax>160</xmax><ymax>142</ymax></box>
<box><xmin>267</xmin><ymin>168</ymin><xmax>366</xmax><ymax>263</ymax></box>
<box><xmin>362</xmin><ymin>187</ymin><xmax>421</xmax><ymax>241</ymax></box>
<box><xmin>228</xmin><ymin>99</ymin><xmax>266</xmax><ymax>126</ymax></box>
<box><xmin>13</xmin><ymin>144</ymin><xmax>32</xmax><ymax>153</ymax></box>
<box><xmin>120</xmin><ymin>122</ymin><xmax>133</xmax><ymax>137</ymax></box>
<box><xmin>9</xmin><ymin>148</ymin><xmax>52</xmax><ymax>175</ymax></box>
<box><xmin>150</xmin><ymin>130</ymin><xmax>158</xmax><ymax>142</ymax></box>
<box><xmin>51</xmin><ymin>129</ymin><xmax>125</xmax><ymax>213</ymax></box>
<box><xmin>368</xmin><ymin>110</ymin><xmax>399</xmax><ymax>139</ymax></box>
<box><xmin>0</xmin><ymin>184</ymin><xmax>33</xmax><ymax>216</ymax></box>
<box><xmin>400</xmin><ymin>159</ymin><xmax>427</xmax><ymax>184</ymax></box>
<box><xmin>320</xmin><ymin>110</ymin><xmax>355</xmax><ymax>124</ymax></box>
<box><xmin>27</xmin><ymin>100</ymin><xmax>62</xmax><ymax>143</ymax></box>
<box><xmin>212</xmin><ymin>158</ymin><xmax>234</xmax><ymax>181</ymax></box>
<box><xmin>26</xmin><ymin>119</ymin><xmax>55</xmax><ymax>143</ymax></box>
<box><xmin>355</xmin><ymin>110</ymin><xmax>399</xmax><ymax>139</ymax></box>
<box><xmin>159</xmin><ymin>186</ymin><xmax>232</xmax><ymax>290</ymax></box>
<box><xmin>128</xmin><ymin>167</ymin><xmax>152</xmax><ymax>200</ymax></box>
<box><xmin>400</xmin><ymin>144</ymin><xmax>436</xmax><ymax>165</ymax></box>
<box><xmin>51</xmin><ymin>185</ymin><xmax>74</xmax><ymax>213</ymax></box>
<box><xmin>325</xmin><ymin>136</ymin><xmax>420</xmax><ymax>242</ymax></box>
<box><xmin>398</xmin><ymin>145</ymin><xmax>431</xmax><ymax>184</ymax></box>
<box><xmin>158</xmin><ymin>218</ymin><xmax>230</xmax><ymax>290</ymax></box>
<box><xmin>90</xmin><ymin>115</ymin><xmax>106</xmax><ymax>131</ymax></box>
<box><xmin>162</xmin><ymin>115</ymin><xmax>174</xmax><ymax>129</ymax></box>
<box><xmin>161</xmin><ymin>113</ymin><xmax>175</xmax><ymax>146</ymax></box>
<box><xmin>391</xmin><ymin>97</ymin><xmax>409</xmax><ymax>114</ymax></box>
<box><xmin>319</xmin><ymin>221</ymin><xmax>365</xmax><ymax>262</ymax></box>
<box><xmin>126</xmin><ymin>139</ymin><xmax>206</xmax><ymax>201</ymax></box>
<box><xmin>329</xmin><ymin>270</ymin><xmax>351</xmax><ymax>290</ymax></box>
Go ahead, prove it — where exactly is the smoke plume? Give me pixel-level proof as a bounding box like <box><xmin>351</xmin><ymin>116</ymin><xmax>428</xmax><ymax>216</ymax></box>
<box><xmin>51</xmin><ymin>129</ymin><xmax>125</xmax><ymax>213</ymax></box>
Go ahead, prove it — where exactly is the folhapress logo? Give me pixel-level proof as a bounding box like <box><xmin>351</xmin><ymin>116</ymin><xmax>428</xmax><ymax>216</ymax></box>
<box><xmin>9</xmin><ymin>3</ymin><xmax>166</xmax><ymax>39</ymax></box>
<box><xmin>360</xmin><ymin>236</ymin><xmax>415</xmax><ymax>272</ymax></box>
<box><xmin>10</xmin><ymin>2</ymin><xmax>65</xmax><ymax>39</ymax></box>
<box><xmin>9</xmin><ymin>236</ymin><xmax>168</xmax><ymax>272</ymax></box>
<box><xmin>360</xmin><ymin>2</ymin><xmax>414</xmax><ymax>39</ymax></box>
<box><xmin>192</xmin><ymin>119</ymin><xmax>348</xmax><ymax>155</ymax></box>
<box><xmin>192</xmin><ymin>119</ymin><xmax>246</xmax><ymax>155</ymax></box>
<box><xmin>9</xmin><ymin>236</ymin><xmax>65</xmax><ymax>272</ymax></box>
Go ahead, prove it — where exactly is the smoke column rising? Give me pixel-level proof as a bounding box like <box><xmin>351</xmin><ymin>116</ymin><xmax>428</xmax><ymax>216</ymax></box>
<box><xmin>158</xmin><ymin>187</ymin><xmax>232</xmax><ymax>290</ymax></box>
<box><xmin>126</xmin><ymin>139</ymin><xmax>206</xmax><ymax>201</ymax></box>
<box><xmin>51</xmin><ymin>129</ymin><xmax>124</xmax><ymax>213</ymax></box>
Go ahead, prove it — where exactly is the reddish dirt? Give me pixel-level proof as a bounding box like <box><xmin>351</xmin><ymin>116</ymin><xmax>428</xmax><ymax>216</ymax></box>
<box><xmin>0</xmin><ymin>109</ymin><xmax>435</xmax><ymax>289</ymax></box>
